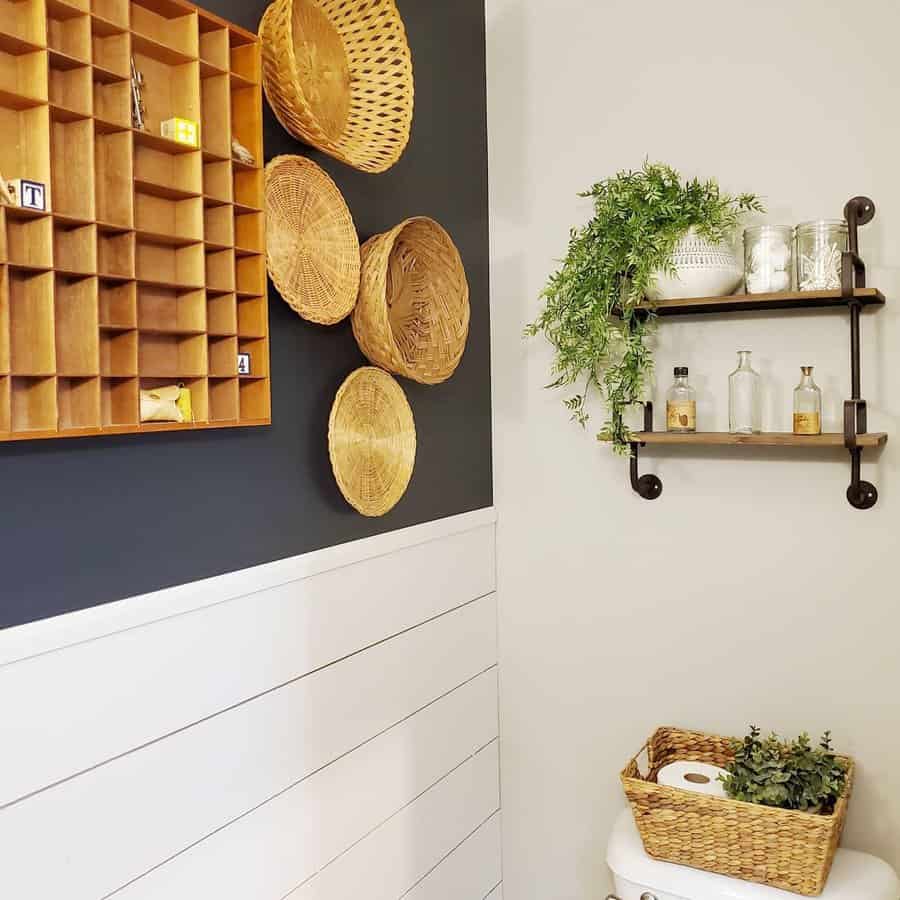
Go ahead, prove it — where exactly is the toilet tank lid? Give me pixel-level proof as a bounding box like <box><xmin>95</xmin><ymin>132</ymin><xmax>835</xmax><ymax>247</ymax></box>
<box><xmin>607</xmin><ymin>810</ymin><xmax>900</xmax><ymax>900</ymax></box>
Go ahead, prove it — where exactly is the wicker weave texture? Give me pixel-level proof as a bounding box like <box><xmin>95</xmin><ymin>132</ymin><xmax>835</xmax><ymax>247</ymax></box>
<box><xmin>328</xmin><ymin>367</ymin><xmax>416</xmax><ymax>517</ymax></box>
<box><xmin>352</xmin><ymin>217</ymin><xmax>470</xmax><ymax>385</ymax></box>
<box><xmin>265</xmin><ymin>154</ymin><xmax>360</xmax><ymax>325</ymax></box>
<box><xmin>260</xmin><ymin>0</ymin><xmax>414</xmax><ymax>174</ymax></box>
<box><xmin>621</xmin><ymin>727</ymin><xmax>853</xmax><ymax>895</ymax></box>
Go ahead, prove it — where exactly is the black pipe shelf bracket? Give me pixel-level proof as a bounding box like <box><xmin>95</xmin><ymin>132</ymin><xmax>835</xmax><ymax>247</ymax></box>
<box><xmin>629</xmin><ymin>196</ymin><xmax>886</xmax><ymax>510</ymax></box>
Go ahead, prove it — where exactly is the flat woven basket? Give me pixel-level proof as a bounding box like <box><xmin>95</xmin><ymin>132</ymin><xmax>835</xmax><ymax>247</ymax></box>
<box><xmin>622</xmin><ymin>727</ymin><xmax>854</xmax><ymax>896</ymax></box>
<box><xmin>260</xmin><ymin>0</ymin><xmax>414</xmax><ymax>174</ymax></box>
<box><xmin>352</xmin><ymin>217</ymin><xmax>470</xmax><ymax>385</ymax></box>
<box><xmin>265</xmin><ymin>154</ymin><xmax>360</xmax><ymax>325</ymax></box>
<box><xmin>328</xmin><ymin>367</ymin><xmax>416</xmax><ymax>517</ymax></box>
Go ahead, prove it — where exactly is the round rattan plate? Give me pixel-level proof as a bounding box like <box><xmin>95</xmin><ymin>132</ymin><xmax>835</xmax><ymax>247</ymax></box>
<box><xmin>352</xmin><ymin>217</ymin><xmax>470</xmax><ymax>384</ymax></box>
<box><xmin>328</xmin><ymin>367</ymin><xmax>416</xmax><ymax>517</ymax></box>
<box><xmin>260</xmin><ymin>0</ymin><xmax>414</xmax><ymax>174</ymax></box>
<box><xmin>265</xmin><ymin>154</ymin><xmax>360</xmax><ymax>325</ymax></box>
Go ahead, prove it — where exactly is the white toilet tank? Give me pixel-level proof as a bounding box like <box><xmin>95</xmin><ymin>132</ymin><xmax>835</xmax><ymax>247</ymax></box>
<box><xmin>607</xmin><ymin>810</ymin><xmax>900</xmax><ymax>900</ymax></box>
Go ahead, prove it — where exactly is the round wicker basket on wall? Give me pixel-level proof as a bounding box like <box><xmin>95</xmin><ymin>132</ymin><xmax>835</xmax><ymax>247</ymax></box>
<box><xmin>259</xmin><ymin>0</ymin><xmax>414</xmax><ymax>174</ymax></box>
<box><xmin>352</xmin><ymin>217</ymin><xmax>470</xmax><ymax>385</ymax></box>
<box><xmin>328</xmin><ymin>367</ymin><xmax>416</xmax><ymax>517</ymax></box>
<box><xmin>264</xmin><ymin>154</ymin><xmax>360</xmax><ymax>325</ymax></box>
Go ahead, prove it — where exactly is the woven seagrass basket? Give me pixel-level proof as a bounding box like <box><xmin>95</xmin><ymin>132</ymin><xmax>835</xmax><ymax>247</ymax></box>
<box><xmin>265</xmin><ymin>154</ymin><xmax>360</xmax><ymax>325</ymax></box>
<box><xmin>352</xmin><ymin>217</ymin><xmax>470</xmax><ymax>385</ymax></box>
<box><xmin>259</xmin><ymin>0</ymin><xmax>414</xmax><ymax>174</ymax></box>
<box><xmin>621</xmin><ymin>727</ymin><xmax>854</xmax><ymax>896</ymax></box>
<box><xmin>328</xmin><ymin>367</ymin><xmax>416</xmax><ymax>517</ymax></box>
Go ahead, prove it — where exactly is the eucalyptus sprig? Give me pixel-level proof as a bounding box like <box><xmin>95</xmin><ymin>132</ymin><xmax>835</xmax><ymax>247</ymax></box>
<box><xmin>526</xmin><ymin>161</ymin><xmax>763</xmax><ymax>453</ymax></box>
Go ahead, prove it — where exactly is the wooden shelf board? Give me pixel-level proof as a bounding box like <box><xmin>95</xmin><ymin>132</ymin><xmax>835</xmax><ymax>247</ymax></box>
<box><xmin>232</xmin><ymin>200</ymin><xmax>261</xmax><ymax>216</ymax></box>
<box><xmin>6</xmin><ymin>207</ymin><xmax>51</xmax><ymax>222</ymax></box>
<box><xmin>134</xmin><ymin>227</ymin><xmax>203</xmax><ymax>248</ymax></box>
<box><xmin>47</xmin><ymin>46</ymin><xmax>90</xmax><ymax>69</ymax></box>
<box><xmin>50</xmin><ymin>102</ymin><xmax>91</xmax><ymax>122</ymax></box>
<box><xmin>229</xmin><ymin>70</ymin><xmax>255</xmax><ymax>89</ymax></box>
<box><xmin>200</xmin><ymin>59</ymin><xmax>227</xmax><ymax>78</ymax></box>
<box><xmin>231</xmin><ymin>156</ymin><xmax>259</xmax><ymax>172</ymax></box>
<box><xmin>203</xmin><ymin>239</ymin><xmax>232</xmax><ymax>252</ymax></box>
<box><xmin>239</xmin><ymin>374</ymin><xmax>266</xmax><ymax>380</ymax></box>
<box><xmin>234</xmin><ymin>245</ymin><xmax>261</xmax><ymax>258</ymax></box>
<box><xmin>0</xmin><ymin>88</ymin><xmax>47</xmax><ymax>110</ymax></box>
<box><xmin>131</xmin><ymin>31</ymin><xmax>198</xmax><ymax>65</ymax></box>
<box><xmin>100</xmin><ymin>322</ymin><xmax>136</xmax><ymax>332</ymax></box>
<box><xmin>645</xmin><ymin>288</ymin><xmax>886</xmax><ymax>317</ymax></box>
<box><xmin>0</xmin><ymin>32</ymin><xmax>47</xmax><ymax>55</ymax></box>
<box><xmin>54</xmin><ymin>211</ymin><xmax>95</xmax><ymax>227</ymax></box>
<box><xmin>89</xmin><ymin>13</ymin><xmax>127</xmax><ymax>36</ymax></box>
<box><xmin>47</xmin><ymin>0</ymin><xmax>85</xmax><ymax>21</ymax></box>
<box><xmin>8</xmin><ymin>262</ymin><xmax>53</xmax><ymax>274</ymax></box>
<box><xmin>138</xmin><ymin>326</ymin><xmax>206</xmax><ymax>337</ymax></box>
<box><xmin>635</xmin><ymin>432</ymin><xmax>889</xmax><ymax>448</ymax></box>
<box><xmin>134</xmin><ymin>127</ymin><xmax>198</xmax><ymax>155</ymax></box>
<box><xmin>202</xmin><ymin>147</ymin><xmax>229</xmax><ymax>164</ymax></box>
<box><xmin>91</xmin><ymin>64</ymin><xmax>127</xmax><ymax>85</ymax></box>
<box><xmin>137</xmin><ymin>276</ymin><xmax>204</xmax><ymax>291</ymax></box>
<box><xmin>96</xmin><ymin>220</ymin><xmax>134</xmax><ymax>234</ymax></box>
<box><xmin>203</xmin><ymin>194</ymin><xmax>231</xmax><ymax>208</ymax></box>
<box><xmin>134</xmin><ymin>179</ymin><xmax>202</xmax><ymax>202</ymax></box>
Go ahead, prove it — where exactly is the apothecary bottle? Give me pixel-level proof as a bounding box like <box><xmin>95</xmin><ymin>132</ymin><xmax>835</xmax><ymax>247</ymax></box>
<box><xmin>729</xmin><ymin>351</ymin><xmax>761</xmax><ymax>434</ymax></box>
<box><xmin>666</xmin><ymin>367</ymin><xmax>696</xmax><ymax>433</ymax></box>
<box><xmin>793</xmin><ymin>366</ymin><xmax>822</xmax><ymax>435</ymax></box>
<box><xmin>796</xmin><ymin>220</ymin><xmax>849</xmax><ymax>291</ymax></box>
<box><xmin>744</xmin><ymin>225</ymin><xmax>794</xmax><ymax>294</ymax></box>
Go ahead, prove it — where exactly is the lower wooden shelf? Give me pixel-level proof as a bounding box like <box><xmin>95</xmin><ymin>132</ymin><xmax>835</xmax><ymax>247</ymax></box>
<box><xmin>634</xmin><ymin>432</ymin><xmax>889</xmax><ymax>448</ymax></box>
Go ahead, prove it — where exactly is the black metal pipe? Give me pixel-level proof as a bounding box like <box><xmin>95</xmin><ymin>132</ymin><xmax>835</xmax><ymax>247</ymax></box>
<box><xmin>850</xmin><ymin>301</ymin><xmax>861</xmax><ymax>400</ymax></box>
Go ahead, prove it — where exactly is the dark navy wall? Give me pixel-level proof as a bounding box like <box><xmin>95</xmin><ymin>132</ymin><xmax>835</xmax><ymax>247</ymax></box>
<box><xmin>0</xmin><ymin>0</ymin><xmax>492</xmax><ymax>629</ymax></box>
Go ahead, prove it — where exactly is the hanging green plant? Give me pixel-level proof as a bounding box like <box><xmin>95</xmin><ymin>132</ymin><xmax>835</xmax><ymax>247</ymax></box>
<box><xmin>526</xmin><ymin>161</ymin><xmax>763</xmax><ymax>453</ymax></box>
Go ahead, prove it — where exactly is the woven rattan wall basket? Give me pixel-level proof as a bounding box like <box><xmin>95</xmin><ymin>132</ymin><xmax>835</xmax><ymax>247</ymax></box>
<box><xmin>328</xmin><ymin>367</ymin><xmax>417</xmax><ymax>517</ymax></box>
<box><xmin>352</xmin><ymin>217</ymin><xmax>470</xmax><ymax>385</ymax></box>
<box><xmin>621</xmin><ymin>726</ymin><xmax>854</xmax><ymax>895</ymax></box>
<box><xmin>265</xmin><ymin>154</ymin><xmax>361</xmax><ymax>325</ymax></box>
<box><xmin>260</xmin><ymin>0</ymin><xmax>414</xmax><ymax>174</ymax></box>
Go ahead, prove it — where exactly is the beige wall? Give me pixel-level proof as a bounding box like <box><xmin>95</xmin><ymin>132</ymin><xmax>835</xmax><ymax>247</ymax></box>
<box><xmin>486</xmin><ymin>0</ymin><xmax>900</xmax><ymax>896</ymax></box>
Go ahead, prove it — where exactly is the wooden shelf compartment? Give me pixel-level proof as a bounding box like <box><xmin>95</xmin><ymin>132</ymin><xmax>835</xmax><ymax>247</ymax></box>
<box><xmin>0</xmin><ymin>375</ymin><xmax>9</xmax><ymax>431</ymax></box>
<box><xmin>97</xmin><ymin>228</ymin><xmax>134</xmax><ymax>278</ymax></box>
<box><xmin>100</xmin><ymin>373</ymin><xmax>136</xmax><ymax>424</ymax></box>
<box><xmin>644</xmin><ymin>288</ymin><xmax>887</xmax><ymax>318</ymax></box>
<box><xmin>203</xmin><ymin>158</ymin><xmax>230</xmax><ymax>202</ymax></box>
<box><xmin>232</xmin><ymin>165</ymin><xmax>259</xmax><ymax>210</ymax></box>
<box><xmin>8</xmin><ymin>214</ymin><xmax>52</xmax><ymax>268</ymax></box>
<box><xmin>207</xmin><ymin>332</ymin><xmax>234</xmax><ymax>376</ymax></box>
<box><xmin>203</xmin><ymin>201</ymin><xmax>232</xmax><ymax>247</ymax></box>
<box><xmin>136</xmin><ymin>238</ymin><xmax>202</xmax><ymax>288</ymax></box>
<box><xmin>100</xmin><ymin>325</ymin><xmax>135</xmax><ymax>374</ymax></box>
<box><xmin>9</xmin><ymin>270</ymin><xmax>55</xmax><ymax>374</ymax></box>
<box><xmin>134</xmin><ymin>190</ymin><xmax>202</xmax><ymax>244</ymax></box>
<box><xmin>197</xmin><ymin>14</ymin><xmax>225</xmax><ymax>71</ymax></box>
<box><xmin>98</xmin><ymin>277</ymin><xmax>135</xmax><ymax>326</ymax></box>
<box><xmin>207</xmin><ymin>372</ymin><xmax>235</xmax><ymax>420</ymax></box>
<box><xmin>206</xmin><ymin>290</ymin><xmax>233</xmax><ymax>334</ymax></box>
<box><xmin>91</xmin><ymin>0</ymin><xmax>128</xmax><ymax>29</ymax></box>
<box><xmin>48</xmin><ymin>52</ymin><xmax>90</xmax><ymax>113</ymax></box>
<box><xmin>57</xmin><ymin>373</ymin><xmax>99</xmax><ymax>428</ymax></box>
<box><xmin>235</xmin><ymin>252</ymin><xmax>263</xmax><ymax>296</ymax></box>
<box><xmin>47</xmin><ymin>3</ymin><xmax>91</xmax><ymax>63</ymax></box>
<box><xmin>131</xmin><ymin>46</ymin><xmax>198</xmax><ymax>136</ymax></box>
<box><xmin>230</xmin><ymin>82</ymin><xmax>260</xmax><ymax>168</ymax></box>
<box><xmin>50</xmin><ymin>112</ymin><xmax>95</xmax><ymax>219</ymax></box>
<box><xmin>137</xmin><ymin>282</ymin><xmax>203</xmax><ymax>332</ymax></box>
<box><xmin>0</xmin><ymin>102</ymin><xmax>51</xmax><ymax>196</ymax></box>
<box><xmin>94</xmin><ymin>124</ymin><xmax>132</xmax><ymax>226</ymax></box>
<box><xmin>0</xmin><ymin>45</ymin><xmax>47</xmax><ymax>106</ymax></box>
<box><xmin>134</xmin><ymin>140</ymin><xmax>200</xmax><ymax>198</ymax></box>
<box><xmin>233</xmin><ymin>208</ymin><xmax>261</xmax><ymax>256</ymax></box>
<box><xmin>130</xmin><ymin>0</ymin><xmax>197</xmax><ymax>59</ymax></box>
<box><xmin>0</xmin><ymin>265</ymin><xmax>9</xmax><ymax>372</ymax></box>
<box><xmin>138</xmin><ymin>328</ymin><xmax>204</xmax><ymax>376</ymax></box>
<box><xmin>92</xmin><ymin>69</ymin><xmax>128</xmax><ymax>126</ymax></box>
<box><xmin>136</xmin><ymin>372</ymin><xmax>205</xmax><ymax>420</ymax></box>
<box><xmin>228</xmin><ymin>28</ymin><xmax>257</xmax><ymax>83</ymax></box>
<box><xmin>237</xmin><ymin>294</ymin><xmax>265</xmax><ymax>338</ymax></box>
<box><xmin>200</xmin><ymin>69</ymin><xmax>228</xmax><ymax>157</ymax></box>
<box><xmin>54</xmin><ymin>221</ymin><xmax>96</xmax><ymax>274</ymax></box>
<box><xmin>634</xmin><ymin>431</ymin><xmax>889</xmax><ymax>449</ymax></box>
<box><xmin>238</xmin><ymin>372</ymin><xmax>267</xmax><ymax>420</ymax></box>
<box><xmin>91</xmin><ymin>17</ymin><xmax>128</xmax><ymax>78</ymax></box>
<box><xmin>204</xmin><ymin>245</ymin><xmax>232</xmax><ymax>292</ymax></box>
<box><xmin>11</xmin><ymin>374</ymin><xmax>56</xmax><ymax>429</ymax></box>
<box><xmin>55</xmin><ymin>273</ymin><xmax>98</xmax><ymax>374</ymax></box>
<box><xmin>0</xmin><ymin>0</ymin><xmax>47</xmax><ymax>51</ymax></box>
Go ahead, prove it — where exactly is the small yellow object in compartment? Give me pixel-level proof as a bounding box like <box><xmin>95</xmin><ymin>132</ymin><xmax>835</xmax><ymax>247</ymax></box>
<box><xmin>161</xmin><ymin>117</ymin><xmax>200</xmax><ymax>148</ymax></box>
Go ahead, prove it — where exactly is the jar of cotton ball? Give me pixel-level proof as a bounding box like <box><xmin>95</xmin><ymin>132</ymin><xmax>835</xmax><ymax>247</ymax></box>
<box><xmin>744</xmin><ymin>225</ymin><xmax>794</xmax><ymax>294</ymax></box>
<box><xmin>796</xmin><ymin>220</ymin><xmax>849</xmax><ymax>291</ymax></box>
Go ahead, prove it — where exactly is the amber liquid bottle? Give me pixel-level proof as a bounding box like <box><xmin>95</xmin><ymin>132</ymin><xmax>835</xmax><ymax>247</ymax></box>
<box><xmin>666</xmin><ymin>367</ymin><xmax>696</xmax><ymax>433</ymax></box>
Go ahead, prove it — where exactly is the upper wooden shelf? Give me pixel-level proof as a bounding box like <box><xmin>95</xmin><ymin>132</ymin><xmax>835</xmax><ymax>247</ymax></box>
<box><xmin>643</xmin><ymin>288</ymin><xmax>885</xmax><ymax>317</ymax></box>
<box><xmin>634</xmin><ymin>432</ymin><xmax>889</xmax><ymax>448</ymax></box>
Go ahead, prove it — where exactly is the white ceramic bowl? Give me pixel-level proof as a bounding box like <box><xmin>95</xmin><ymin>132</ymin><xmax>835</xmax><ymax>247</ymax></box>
<box><xmin>646</xmin><ymin>228</ymin><xmax>743</xmax><ymax>301</ymax></box>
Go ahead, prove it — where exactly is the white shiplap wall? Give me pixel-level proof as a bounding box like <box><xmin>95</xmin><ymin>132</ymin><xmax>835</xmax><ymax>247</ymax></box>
<box><xmin>0</xmin><ymin>509</ymin><xmax>501</xmax><ymax>900</ymax></box>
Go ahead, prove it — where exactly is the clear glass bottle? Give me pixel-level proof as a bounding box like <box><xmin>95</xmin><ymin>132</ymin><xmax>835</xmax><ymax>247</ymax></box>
<box><xmin>796</xmin><ymin>220</ymin><xmax>849</xmax><ymax>291</ymax></box>
<box><xmin>793</xmin><ymin>366</ymin><xmax>822</xmax><ymax>435</ymax></box>
<box><xmin>666</xmin><ymin>367</ymin><xmax>696</xmax><ymax>433</ymax></box>
<box><xmin>729</xmin><ymin>351</ymin><xmax>761</xmax><ymax>434</ymax></box>
<box><xmin>744</xmin><ymin>225</ymin><xmax>794</xmax><ymax>294</ymax></box>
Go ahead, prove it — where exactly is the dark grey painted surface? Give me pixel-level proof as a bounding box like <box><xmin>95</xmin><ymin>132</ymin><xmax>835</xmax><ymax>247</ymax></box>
<box><xmin>0</xmin><ymin>0</ymin><xmax>492</xmax><ymax>629</ymax></box>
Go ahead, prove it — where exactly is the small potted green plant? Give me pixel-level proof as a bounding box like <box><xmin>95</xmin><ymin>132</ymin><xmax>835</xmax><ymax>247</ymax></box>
<box><xmin>526</xmin><ymin>161</ymin><xmax>762</xmax><ymax>453</ymax></box>
<box><xmin>720</xmin><ymin>726</ymin><xmax>850</xmax><ymax>814</ymax></box>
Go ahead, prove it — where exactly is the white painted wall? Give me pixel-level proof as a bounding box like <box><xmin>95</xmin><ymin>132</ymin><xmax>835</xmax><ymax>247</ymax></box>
<box><xmin>486</xmin><ymin>1</ymin><xmax>900</xmax><ymax>897</ymax></box>
<box><xmin>0</xmin><ymin>510</ymin><xmax>502</xmax><ymax>900</ymax></box>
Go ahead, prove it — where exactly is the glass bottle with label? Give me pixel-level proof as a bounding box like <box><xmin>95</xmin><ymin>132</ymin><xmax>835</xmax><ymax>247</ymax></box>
<box><xmin>793</xmin><ymin>366</ymin><xmax>822</xmax><ymax>435</ymax></box>
<box><xmin>729</xmin><ymin>351</ymin><xmax>761</xmax><ymax>434</ymax></box>
<box><xmin>666</xmin><ymin>367</ymin><xmax>696</xmax><ymax>433</ymax></box>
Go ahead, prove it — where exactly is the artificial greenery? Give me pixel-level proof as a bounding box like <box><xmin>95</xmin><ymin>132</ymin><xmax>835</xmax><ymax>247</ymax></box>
<box><xmin>719</xmin><ymin>726</ymin><xmax>849</xmax><ymax>813</ymax></box>
<box><xmin>526</xmin><ymin>161</ymin><xmax>762</xmax><ymax>453</ymax></box>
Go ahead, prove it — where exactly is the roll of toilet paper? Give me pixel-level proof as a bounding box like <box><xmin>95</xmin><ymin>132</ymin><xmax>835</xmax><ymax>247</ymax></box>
<box><xmin>657</xmin><ymin>760</ymin><xmax>729</xmax><ymax>798</ymax></box>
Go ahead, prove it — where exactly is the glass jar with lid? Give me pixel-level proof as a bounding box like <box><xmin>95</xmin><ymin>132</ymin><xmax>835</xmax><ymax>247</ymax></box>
<box><xmin>744</xmin><ymin>225</ymin><xmax>794</xmax><ymax>294</ymax></box>
<box><xmin>795</xmin><ymin>220</ymin><xmax>848</xmax><ymax>291</ymax></box>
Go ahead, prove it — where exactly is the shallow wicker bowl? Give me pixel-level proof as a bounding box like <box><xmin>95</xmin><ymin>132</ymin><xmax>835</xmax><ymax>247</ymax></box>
<box><xmin>260</xmin><ymin>0</ymin><xmax>414</xmax><ymax>174</ymax></box>
<box><xmin>265</xmin><ymin>154</ymin><xmax>360</xmax><ymax>325</ymax></box>
<box><xmin>352</xmin><ymin>217</ymin><xmax>470</xmax><ymax>385</ymax></box>
<box><xmin>328</xmin><ymin>367</ymin><xmax>416</xmax><ymax>517</ymax></box>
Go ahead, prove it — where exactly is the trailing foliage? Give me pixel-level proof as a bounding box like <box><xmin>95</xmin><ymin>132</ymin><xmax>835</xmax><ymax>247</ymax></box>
<box><xmin>526</xmin><ymin>161</ymin><xmax>762</xmax><ymax>453</ymax></box>
<box><xmin>719</xmin><ymin>726</ymin><xmax>849</xmax><ymax>813</ymax></box>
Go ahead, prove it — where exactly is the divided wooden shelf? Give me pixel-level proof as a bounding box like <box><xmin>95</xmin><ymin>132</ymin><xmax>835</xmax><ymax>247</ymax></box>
<box><xmin>0</xmin><ymin>0</ymin><xmax>269</xmax><ymax>442</ymax></box>
<box><xmin>634</xmin><ymin>432</ymin><xmax>889</xmax><ymax>449</ymax></box>
<box><xmin>643</xmin><ymin>288</ymin><xmax>886</xmax><ymax>317</ymax></box>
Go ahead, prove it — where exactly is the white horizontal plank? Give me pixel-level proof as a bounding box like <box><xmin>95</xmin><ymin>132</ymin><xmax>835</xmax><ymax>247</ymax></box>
<box><xmin>116</xmin><ymin>670</ymin><xmax>499</xmax><ymax>900</ymax></box>
<box><xmin>0</xmin><ymin>598</ymin><xmax>498</xmax><ymax>900</ymax></box>
<box><xmin>0</xmin><ymin>507</ymin><xmax>497</xmax><ymax>666</ymax></box>
<box><xmin>0</xmin><ymin>523</ymin><xmax>496</xmax><ymax>806</ymax></box>
<box><xmin>404</xmin><ymin>811</ymin><xmax>502</xmax><ymax>900</ymax></box>
<box><xmin>287</xmin><ymin>741</ymin><xmax>501</xmax><ymax>900</ymax></box>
